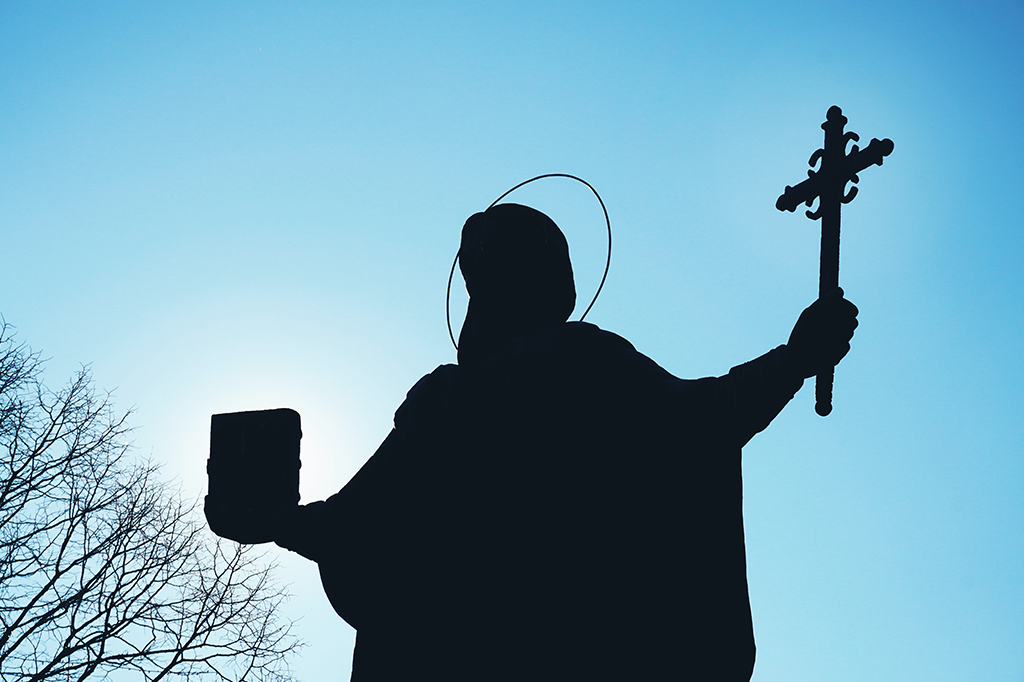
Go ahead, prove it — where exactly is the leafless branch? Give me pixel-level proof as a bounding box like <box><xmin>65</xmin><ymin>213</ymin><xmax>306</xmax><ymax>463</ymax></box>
<box><xmin>0</xmin><ymin>322</ymin><xmax>301</xmax><ymax>681</ymax></box>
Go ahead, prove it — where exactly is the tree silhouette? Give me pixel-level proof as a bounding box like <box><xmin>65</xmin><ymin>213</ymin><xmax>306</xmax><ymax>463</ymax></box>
<box><xmin>0</xmin><ymin>322</ymin><xmax>300</xmax><ymax>681</ymax></box>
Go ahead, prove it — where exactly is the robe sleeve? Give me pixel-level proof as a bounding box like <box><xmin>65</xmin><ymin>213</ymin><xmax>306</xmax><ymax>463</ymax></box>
<box><xmin>647</xmin><ymin>345</ymin><xmax>805</xmax><ymax>450</ymax></box>
<box><xmin>582</xmin><ymin>326</ymin><xmax>805</xmax><ymax>451</ymax></box>
<box><xmin>715</xmin><ymin>344</ymin><xmax>806</xmax><ymax>447</ymax></box>
<box><xmin>271</xmin><ymin>427</ymin><xmax>402</xmax><ymax>563</ymax></box>
<box><xmin>273</xmin><ymin>365</ymin><xmax>457</xmax><ymax>563</ymax></box>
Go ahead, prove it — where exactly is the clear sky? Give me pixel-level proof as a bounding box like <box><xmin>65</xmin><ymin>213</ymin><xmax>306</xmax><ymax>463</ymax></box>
<box><xmin>2</xmin><ymin>1</ymin><xmax>1022</xmax><ymax>680</ymax></box>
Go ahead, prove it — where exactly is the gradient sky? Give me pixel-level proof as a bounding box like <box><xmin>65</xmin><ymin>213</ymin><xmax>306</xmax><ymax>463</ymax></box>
<box><xmin>2</xmin><ymin>1</ymin><xmax>1022</xmax><ymax>680</ymax></box>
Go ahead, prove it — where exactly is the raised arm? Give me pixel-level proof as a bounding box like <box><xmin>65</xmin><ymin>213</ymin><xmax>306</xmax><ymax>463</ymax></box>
<box><xmin>714</xmin><ymin>288</ymin><xmax>859</xmax><ymax>445</ymax></box>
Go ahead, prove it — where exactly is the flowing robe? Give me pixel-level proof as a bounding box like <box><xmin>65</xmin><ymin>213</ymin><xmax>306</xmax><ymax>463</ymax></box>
<box><xmin>279</xmin><ymin>322</ymin><xmax>803</xmax><ymax>681</ymax></box>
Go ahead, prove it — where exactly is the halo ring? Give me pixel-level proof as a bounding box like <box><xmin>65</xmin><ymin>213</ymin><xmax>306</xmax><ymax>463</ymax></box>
<box><xmin>446</xmin><ymin>173</ymin><xmax>612</xmax><ymax>351</ymax></box>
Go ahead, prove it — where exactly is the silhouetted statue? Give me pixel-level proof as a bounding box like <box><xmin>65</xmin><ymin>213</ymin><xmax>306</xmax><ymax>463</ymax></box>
<box><xmin>232</xmin><ymin>204</ymin><xmax>857</xmax><ymax>681</ymax></box>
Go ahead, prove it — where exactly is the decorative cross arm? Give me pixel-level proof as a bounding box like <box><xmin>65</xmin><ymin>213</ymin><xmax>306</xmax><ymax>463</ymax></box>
<box><xmin>777</xmin><ymin>135</ymin><xmax>895</xmax><ymax>215</ymax></box>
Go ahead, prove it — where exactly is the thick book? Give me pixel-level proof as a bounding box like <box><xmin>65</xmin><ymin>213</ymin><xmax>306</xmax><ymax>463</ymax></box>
<box><xmin>205</xmin><ymin>408</ymin><xmax>301</xmax><ymax>544</ymax></box>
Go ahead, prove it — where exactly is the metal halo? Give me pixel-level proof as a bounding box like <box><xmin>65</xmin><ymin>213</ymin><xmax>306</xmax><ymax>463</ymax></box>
<box><xmin>446</xmin><ymin>173</ymin><xmax>612</xmax><ymax>351</ymax></box>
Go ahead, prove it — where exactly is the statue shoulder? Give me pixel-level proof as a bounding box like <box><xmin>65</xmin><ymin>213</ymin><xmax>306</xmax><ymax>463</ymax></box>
<box><xmin>559</xmin><ymin>321</ymin><xmax>653</xmax><ymax>361</ymax></box>
<box><xmin>560</xmin><ymin>321</ymin><xmax>635</xmax><ymax>351</ymax></box>
<box><xmin>394</xmin><ymin>364</ymin><xmax>459</xmax><ymax>428</ymax></box>
<box><xmin>558</xmin><ymin>322</ymin><xmax>679</xmax><ymax>383</ymax></box>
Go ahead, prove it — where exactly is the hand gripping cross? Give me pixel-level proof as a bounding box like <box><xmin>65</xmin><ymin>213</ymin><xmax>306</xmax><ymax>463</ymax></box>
<box><xmin>777</xmin><ymin>106</ymin><xmax>893</xmax><ymax>416</ymax></box>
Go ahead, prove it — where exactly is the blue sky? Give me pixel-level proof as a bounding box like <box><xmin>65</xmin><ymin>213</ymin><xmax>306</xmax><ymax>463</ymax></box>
<box><xmin>2</xmin><ymin>1</ymin><xmax>1022</xmax><ymax>680</ymax></box>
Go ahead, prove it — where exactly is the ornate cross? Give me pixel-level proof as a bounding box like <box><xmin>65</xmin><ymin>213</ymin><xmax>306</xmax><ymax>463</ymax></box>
<box><xmin>777</xmin><ymin>105</ymin><xmax>893</xmax><ymax>416</ymax></box>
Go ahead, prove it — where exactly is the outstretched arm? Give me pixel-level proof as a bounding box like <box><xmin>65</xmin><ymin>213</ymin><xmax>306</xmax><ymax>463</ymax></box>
<box><xmin>271</xmin><ymin>365</ymin><xmax>458</xmax><ymax>563</ymax></box>
<box><xmin>272</xmin><ymin>427</ymin><xmax>404</xmax><ymax>562</ymax></box>
<box><xmin>716</xmin><ymin>288</ymin><xmax>859</xmax><ymax>445</ymax></box>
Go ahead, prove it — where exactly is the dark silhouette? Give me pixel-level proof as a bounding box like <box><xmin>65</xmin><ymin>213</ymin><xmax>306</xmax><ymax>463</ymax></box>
<box><xmin>206</xmin><ymin>408</ymin><xmax>302</xmax><ymax>544</ymax></box>
<box><xmin>207</xmin><ymin>203</ymin><xmax>858</xmax><ymax>681</ymax></box>
<box><xmin>777</xmin><ymin>105</ymin><xmax>892</xmax><ymax>416</ymax></box>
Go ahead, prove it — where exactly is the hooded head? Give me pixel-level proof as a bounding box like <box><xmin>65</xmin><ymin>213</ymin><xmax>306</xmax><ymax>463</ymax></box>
<box><xmin>457</xmin><ymin>203</ymin><xmax>576</xmax><ymax>365</ymax></box>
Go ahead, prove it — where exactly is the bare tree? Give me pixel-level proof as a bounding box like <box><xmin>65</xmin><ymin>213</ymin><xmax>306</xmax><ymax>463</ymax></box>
<box><xmin>0</xmin><ymin>322</ymin><xmax>301</xmax><ymax>681</ymax></box>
